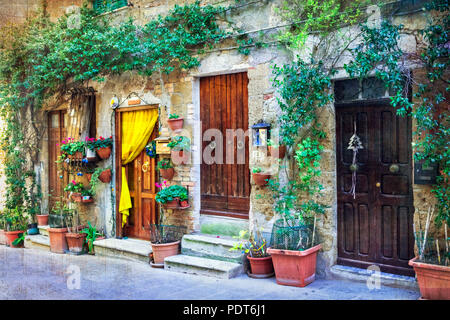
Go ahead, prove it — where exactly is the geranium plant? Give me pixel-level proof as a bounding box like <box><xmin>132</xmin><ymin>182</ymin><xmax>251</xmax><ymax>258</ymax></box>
<box><xmin>169</xmin><ymin>113</ymin><xmax>180</xmax><ymax>119</ymax></box>
<box><xmin>64</xmin><ymin>180</ymin><xmax>84</xmax><ymax>193</ymax></box>
<box><xmin>167</xmin><ymin>136</ymin><xmax>190</xmax><ymax>151</ymax></box>
<box><xmin>155</xmin><ymin>183</ymin><xmax>188</xmax><ymax>204</ymax></box>
<box><xmin>157</xmin><ymin>158</ymin><xmax>173</xmax><ymax>170</ymax></box>
<box><xmin>93</xmin><ymin>136</ymin><xmax>113</xmax><ymax>150</ymax></box>
<box><xmin>60</xmin><ymin>138</ymin><xmax>85</xmax><ymax>156</ymax></box>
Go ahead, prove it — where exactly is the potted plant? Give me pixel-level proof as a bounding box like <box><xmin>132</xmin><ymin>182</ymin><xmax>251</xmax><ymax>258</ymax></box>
<box><xmin>36</xmin><ymin>212</ymin><xmax>49</xmax><ymax>226</ymax></box>
<box><xmin>60</xmin><ymin>138</ymin><xmax>85</xmax><ymax>160</ymax></box>
<box><xmin>157</xmin><ymin>158</ymin><xmax>175</xmax><ymax>180</ymax></box>
<box><xmin>98</xmin><ymin>168</ymin><xmax>112</xmax><ymax>183</ymax></box>
<box><xmin>48</xmin><ymin>198</ymin><xmax>73</xmax><ymax>254</ymax></box>
<box><xmin>81</xmin><ymin>222</ymin><xmax>103</xmax><ymax>255</ymax></box>
<box><xmin>81</xmin><ymin>189</ymin><xmax>94</xmax><ymax>203</ymax></box>
<box><xmin>65</xmin><ymin>210</ymin><xmax>86</xmax><ymax>254</ymax></box>
<box><xmin>168</xmin><ymin>136</ymin><xmax>190</xmax><ymax>165</ymax></box>
<box><xmin>167</xmin><ymin>113</ymin><xmax>184</xmax><ymax>131</ymax></box>
<box><xmin>84</xmin><ymin>137</ymin><xmax>97</xmax><ymax>161</ymax></box>
<box><xmin>4</xmin><ymin>207</ymin><xmax>28</xmax><ymax>248</ymax></box>
<box><xmin>267</xmin><ymin>139</ymin><xmax>287</xmax><ymax>159</ymax></box>
<box><xmin>155</xmin><ymin>183</ymin><xmax>189</xmax><ymax>209</ymax></box>
<box><xmin>94</xmin><ymin>136</ymin><xmax>113</xmax><ymax>160</ymax></box>
<box><xmin>230</xmin><ymin>228</ymin><xmax>274</xmax><ymax>278</ymax></box>
<box><xmin>251</xmin><ymin>167</ymin><xmax>271</xmax><ymax>186</ymax></box>
<box><xmin>409</xmin><ymin>206</ymin><xmax>450</xmax><ymax>300</ymax></box>
<box><xmin>64</xmin><ymin>180</ymin><xmax>84</xmax><ymax>202</ymax></box>
<box><xmin>149</xmin><ymin>215</ymin><xmax>187</xmax><ymax>267</ymax></box>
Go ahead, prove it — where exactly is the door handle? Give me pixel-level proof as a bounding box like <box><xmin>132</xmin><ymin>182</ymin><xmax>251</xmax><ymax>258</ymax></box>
<box><xmin>142</xmin><ymin>161</ymin><xmax>149</xmax><ymax>173</ymax></box>
<box><xmin>389</xmin><ymin>164</ymin><xmax>399</xmax><ymax>173</ymax></box>
<box><xmin>376</xmin><ymin>182</ymin><xmax>381</xmax><ymax>188</ymax></box>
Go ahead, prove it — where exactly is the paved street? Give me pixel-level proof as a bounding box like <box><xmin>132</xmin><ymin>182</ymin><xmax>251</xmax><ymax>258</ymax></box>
<box><xmin>0</xmin><ymin>246</ymin><xmax>420</xmax><ymax>300</ymax></box>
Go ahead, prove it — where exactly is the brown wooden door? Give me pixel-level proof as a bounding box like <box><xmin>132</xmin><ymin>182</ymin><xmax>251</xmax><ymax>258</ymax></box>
<box><xmin>200</xmin><ymin>72</ymin><xmax>250</xmax><ymax>219</ymax></box>
<box><xmin>122</xmin><ymin>118</ymin><xmax>158</xmax><ymax>240</ymax></box>
<box><xmin>336</xmin><ymin>100</ymin><xmax>415</xmax><ymax>276</ymax></box>
<box><xmin>48</xmin><ymin>110</ymin><xmax>67</xmax><ymax>211</ymax></box>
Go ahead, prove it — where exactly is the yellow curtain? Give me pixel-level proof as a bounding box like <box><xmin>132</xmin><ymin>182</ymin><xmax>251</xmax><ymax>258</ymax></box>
<box><xmin>119</xmin><ymin>109</ymin><xmax>158</xmax><ymax>227</ymax></box>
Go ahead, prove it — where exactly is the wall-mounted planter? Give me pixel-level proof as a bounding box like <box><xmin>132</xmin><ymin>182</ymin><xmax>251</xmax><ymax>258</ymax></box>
<box><xmin>159</xmin><ymin>168</ymin><xmax>175</xmax><ymax>180</ymax></box>
<box><xmin>99</xmin><ymin>169</ymin><xmax>112</xmax><ymax>183</ymax></box>
<box><xmin>36</xmin><ymin>214</ymin><xmax>49</xmax><ymax>226</ymax></box>
<box><xmin>252</xmin><ymin>172</ymin><xmax>272</xmax><ymax>186</ymax></box>
<box><xmin>163</xmin><ymin>199</ymin><xmax>180</xmax><ymax>209</ymax></box>
<box><xmin>268</xmin><ymin>145</ymin><xmax>287</xmax><ymax>159</ymax></box>
<box><xmin>409</xmin><ymin>257</ymin><xmax>450</xmax><ymax>300</ymax></box>
<box><xmin>71</xmin><ymin>193</ymin><xmax>82</xmax><ymax>202</ymax></box>
<box><xmin>85</xmin><ymin>148</ymin><xmax>97</xmax><ymax>161</ymax></box>
<box><xmin>167</xmin><ymin>117</ymin><xmax>184</xmax><ymax>131</ymax></box>
<box><xmin>5</xmin><ymin>230</ymin><xmax>25</xmax><ymax>248</ymax></box>
<box><xmin>97</xmin><ymin>147</ymin><xmax>111</xmax><ymax>160</ymax></box>
<box><xmin>82</xmin><ymin>196</ymin><xmax>94</xmax><ymax>203</ymax></box>
<box><xmin>68</xmin><ymin>151</ymin><xmax>83</xmax><ymax>160</ymax></box>
<box><xmin>171</xmin><ymin>150</ymin><xmax>190</xmax><ymax>165</ymax></box>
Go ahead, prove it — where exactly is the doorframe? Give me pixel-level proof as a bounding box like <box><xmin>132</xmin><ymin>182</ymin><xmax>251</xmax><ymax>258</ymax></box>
<box><xmin>114</xmin><ymin>104</ymin><xmax>159</xmax><ymax>238</ymax></box>
<box><xmin>334</xmin><ymin>97</ymin><xmax>415</xmax><ymax>276</ymax></box>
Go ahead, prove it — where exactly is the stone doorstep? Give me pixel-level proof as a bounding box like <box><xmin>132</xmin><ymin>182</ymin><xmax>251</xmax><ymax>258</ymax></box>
<box><xmin>24</xmin><ymin>234</ymin><xmax>50</xmax><ymax>251</ymax></box>
<box><xmin>93</xmin><ymin>238</ymin><xmax>152</xmax><ymax>264</ymax></box>
<box><xmin>164</xmin><ymin>254</ymin><xmax>244</xmax><ymax>279</ymax></box>
<box><xmin>329</xmin><ymin>265</ymin><xmax>419</xmax><ymax>291</ymax></box>
<box><xmin>181</xmin><ymin>233</ymin><xmax>243</xmax><ymax>264</ymax></box>
<box><xmin>38</xmin><ymin>225</ymin><xmax>49</xmax><ymax>237</ymax></box>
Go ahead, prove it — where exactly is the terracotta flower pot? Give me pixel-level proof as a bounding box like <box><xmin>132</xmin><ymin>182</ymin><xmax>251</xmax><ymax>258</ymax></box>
<box><xmin>48</xmin><ymin>227</ymin><xmax>68</xmax><ymax>254</ymax></box>
<box><xmin>0</xmin><ymin>229</ymin><xmax>6</xmax><ymax>245</ymax></box>
<box><xmin>267</xmin><ymin>244</ymin><xmax>321</xmax><ymax>287</ymax></box>
<box><xmin>151</xmin><ymin>240</ymin><xmax>181</xmax><ymax>264</ymax></box>
<box><xmin>71</xmin><ymin>192</ymin><xmax>82</xmax><ymax>202</ymax></box>
<box><xmin>409</xmin><ymin>257</ymin><xmax>450</xmax><ymax>300</ymax></box>
<box><xmin>159</xmin><ymin>167</ymin><xmax>175</xmax><ymax>180</ymax></box>
<box><xmin>163</xmin><ymin>199</ymin><xmax>180</xmax><ymax>209</ymax></box>
<box><xmin>167</xmin><ymin>117</ymin><xmax>184</xmax><ymax>131</ymax></box>
<box><xmin>98</xmin><ymin>169</ymin><xmax>112</xmax><ymax>183</ymax></box>
<box><xmin>65</xmin><ymin>233</ymin><xmax>87</xmax><ymax>254</ymax></box>
<box><xmin>248</xmin><ymin>255</ymin><xmax>274</xmax><ymax>275</ymax></box>
<box><xmin>171</xmin><ymin>150</ymin><xmax>190</xmax><ymax>165</ymax></box>
<box><xmin>252</xmin><ymin>172</ymin><xmax>271</xmax><ymax>186</ymax></box>
<box><xmin>180</xmin><ymin>200</ymin><xmax>189</xmax><ymax>208</ymax></box>
<box><xmin>268</xmin><ymin>145</ymin><xmax>286</xmax><ymax>159</ymax></box>
<box><xmin>96</xmin><ymin>147</ymin><xmax>111</xmax><ymax>160</ymax></box>
<box><xmin>36</xmin><ymin>214</ymin><xmax>49</xmax><ymax>226</ymax></box>
<box><xmin>5</xmin><ymin>230</ymin><xmax>25</xmax><ymax>248</ymax></box>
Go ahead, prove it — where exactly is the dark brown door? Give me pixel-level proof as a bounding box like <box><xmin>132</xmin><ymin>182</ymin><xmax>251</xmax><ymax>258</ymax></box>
<box><xmin>336</xmin><ymin>100</ymin><xmax>415</xmax><ymax>276</ymax></box>
<box><xmin>48</xmin><ymin>110</ymin><xmax>67</xmax><ymax>211</ymax></box>
<box><xmin>122</xmin><ymin>123</ymin><xmax>158</xmax><ymax>240</ymax></box>
<box><xmin>200</xmin><ymin>72</ymin><xmax>250</xmax><ymax>219</ymax></box>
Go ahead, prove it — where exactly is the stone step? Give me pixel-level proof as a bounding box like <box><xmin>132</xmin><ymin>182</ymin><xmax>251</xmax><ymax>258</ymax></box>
<box><xmin>164</xmin><ymin>254</ymin><xmax>244</xmax><ymax>279</ymax></box>
<box><xmin>93</xmin><ymin>238</ymin><xmax>152</xmax><ymax>264</ymax></box>
<box><xmin>181</xmin><ymin>233</ymin><xmax>243</xmax><ymax>264</ymax></box>
<box><xmin>38</xmin><ymin>225</ymin><xmax>49</xmax><ymax>237</ymax></box>
<box><xmin>25</xmin><ymin>234</ymin><xmax>50</xmax><ymax>251</ymax></box>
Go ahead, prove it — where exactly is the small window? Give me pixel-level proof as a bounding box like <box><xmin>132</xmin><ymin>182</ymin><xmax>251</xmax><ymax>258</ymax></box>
<box><xmin>93</xmin><ymin>0</ymin><xmax>128</xmax><ymax>14</ymax></box>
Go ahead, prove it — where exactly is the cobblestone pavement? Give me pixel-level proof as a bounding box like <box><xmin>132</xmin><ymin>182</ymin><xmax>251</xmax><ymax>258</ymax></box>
<box><xmin>0</xmin><ymin>246</ymin><xmax>420</xmax><ymax>300</ymax></box>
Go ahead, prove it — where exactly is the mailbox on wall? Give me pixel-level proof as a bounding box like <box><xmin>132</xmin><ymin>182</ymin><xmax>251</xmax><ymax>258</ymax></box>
<box><xmin>414</xmin><ymin>160</ymin><xmax>439</xmax><ymax>185</ymax></box>
<box><xmin>155</xmin><ymin>136</ymin><xmax>171</xmax><ymax>155</ymax></box>
<box><xmin>251</xmin><ymin>121</ymin><xmax>271</xmax><ymax>147</ymax></box>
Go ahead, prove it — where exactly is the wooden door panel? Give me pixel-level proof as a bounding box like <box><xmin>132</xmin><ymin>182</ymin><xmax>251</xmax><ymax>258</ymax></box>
<box><xmin>200</xmin><ymin>72</ymin><xmax>250</xmax><ymax>218</ymax></box>
<box><xmin>336</xmin><ymin>101</ymin><xmax>414</xmax><ymax>276</ymax></box>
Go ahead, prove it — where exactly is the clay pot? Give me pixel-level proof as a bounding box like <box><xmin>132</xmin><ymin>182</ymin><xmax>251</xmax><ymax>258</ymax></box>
<box><xmin>180</xmin><ymin>200</ymin><xmax>189</xmax><ymax>208</ymax></box>
<box><xmin>98</xmin><ymin>169</ymin><xmax>112</xmax><ymax>183</ymax></box>
<box><xmin>96</xmin><ymin>147</ymin><xmax>111</xmax><ymax>160</ymax></box>
<box><xmin>171</xmin><ymin>150</ymin><xmax>190</xmax><ymax>165</ymax></box>
<box><xmin>268</xmin><ymin>145</ymin><xmax>286</xmax><ymax>159</ymax></box>
<box><xmin>167</xmin><ymin>117</ymin><xmax>184</xmax><ymax>131</ymax></box>
<box><xmin>48</xmin><ymin>227</ymin><xmax>69</xmax><ymax>253</ymax></box>
<box><xmin>159</xmin><ymin>168</ymin><xmax>175</xmax><ymax>180</ymax></box>
<box><xmin>36</xmin><ymin>214</ymin><xmax>49</xmax><ymax>226</ymax></box>
<box><xmin>252</xmin><ymin>172</ymin><xmax>271</xmax><ymax>186</ymax></box>
<box><xmin>151</xmin><ymin>240</ymin><xmax>181</xmax><ymax>264</ymax></box>
<box><xmin>248</xmin><ymin>255</ymin><xmax>274</xmax><ymax>275</ymax></box>
<box><xmin>0</xmin><ymin>229</ymin><xmax>6</xmax><ymax>245</ymax></box>
<box><xmin>163</xmin><ymin>199</ymin><xmax>180</xmax><ymax>209</ymax></box>
<box><xmin>5</xmin><ymin>230</ymin><xmax>25</xmax><ymax>248</ymax></box>
<box><xmin>86</xmin><ymin>173</ymin><xmax>92</xmax><ymax>182</ymax></box>
<box><xmin>267</xmin><ymin>244</ymin><xmax>321</xmax><ymax>287</ymax></box>
<box><xmin>409</xmin><ymin>257</ymin><xmax>450</xmax><ymax>300</ymax></box>
<box><xmin>66</xmin><ymin>233</ymin><xmax>87</xmax><ymax>254</ymax></box>
<box><xmin>71</xmin><ymin>193</ymin><xmax>82</xmax><ymax>202</ymax></box>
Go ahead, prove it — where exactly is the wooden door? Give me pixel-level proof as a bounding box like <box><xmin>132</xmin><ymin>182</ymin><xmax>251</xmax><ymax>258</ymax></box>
<box><xmin>336</xmin><ymin>99</ymin><xmax>415</xmax><ymax>276</ymax></box>
<box><xmin>48</xmin><ymin>110</ymin><xmax>67</xmax><ymax>211</ymax></box>
<box><xmin>117</xmin><ymin>111</ymin><xmax>158</xmax><ymax>240</ymax></box>
<box><xmin>200</xmin><ymin>72</ymin><xmax>250</xmax><ymax>219</ymax></box>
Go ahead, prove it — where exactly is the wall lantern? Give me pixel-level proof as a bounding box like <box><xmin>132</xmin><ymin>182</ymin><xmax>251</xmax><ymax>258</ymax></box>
<box><xmin>251</xmin><ymin>121</ymin><xmax>271</xmax><ymax>147</ymax></box>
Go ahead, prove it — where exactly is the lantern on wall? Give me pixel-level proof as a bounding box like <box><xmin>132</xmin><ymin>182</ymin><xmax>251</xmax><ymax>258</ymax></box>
<box><xmin>251</xmin><ymin>121</ymin><xmax>271</xmax><ymax>147</ymax></box>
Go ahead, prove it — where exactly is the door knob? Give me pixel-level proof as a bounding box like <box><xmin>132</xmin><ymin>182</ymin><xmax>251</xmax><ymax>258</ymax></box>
<box><xmin>142</xmin><ymin>161</ymin><xmax>149</xmax><ymax>173</ymax></box>
<box><xmin>389</xmin><ymin>164</ymin><xmax>399</xmax><ymax>173</ymax></box>
<box><xmin>376</xmin><ymin>182</ymin><xmax>381</xmax><ymax>188</ymax></box>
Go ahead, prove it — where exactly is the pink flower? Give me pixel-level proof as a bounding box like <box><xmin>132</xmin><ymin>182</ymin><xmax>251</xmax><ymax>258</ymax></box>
<box><xmin>72</xmin><ymin>180</ymin><xmax>76</xmax><ymax>185</ymax></box>
<box><xmin>155</xmin><ymin>183</ymin><xmax>162</xmax><ymax>188</ymax></box>
<box><xmin>56</xmin><ymin>143</ymin><xmax>59</xmax><ymax>146</ymax></box>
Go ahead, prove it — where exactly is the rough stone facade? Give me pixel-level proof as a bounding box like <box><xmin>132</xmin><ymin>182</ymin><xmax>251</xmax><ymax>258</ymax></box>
<box><xmin>3</xmin><ymin>0</ymin><xmax>441</xmax><ymax>278</ymax></box>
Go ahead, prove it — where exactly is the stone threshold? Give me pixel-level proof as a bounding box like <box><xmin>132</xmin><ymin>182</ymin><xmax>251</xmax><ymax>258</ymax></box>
<box><xmin>93</xmin><ymin>238</ymin><xmax>152</xmax><ymax>264</ymax></box>
<box><xmin>330</xmin><ymin>264</ymin><xmax>419</xmax><ymax>291</ymax></box>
